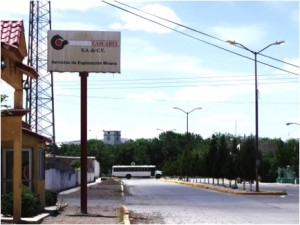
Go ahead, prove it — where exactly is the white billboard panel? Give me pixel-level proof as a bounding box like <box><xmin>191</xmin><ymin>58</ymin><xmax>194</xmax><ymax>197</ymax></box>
<box><xmin>48</xmin><ymin>30</ymin><xmax>120</xmax><ymax>73</ymax></box>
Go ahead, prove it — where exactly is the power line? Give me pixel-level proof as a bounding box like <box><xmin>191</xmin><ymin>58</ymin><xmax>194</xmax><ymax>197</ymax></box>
<box><xmin>115</xmin><ymin>0</ymin><xmax>298</xmax><ymax>69</ymax></box>
<box><xmin>55</xmin><ymin>81</ymin><xmax>297</xmax><ymax>90</ymax></box>
<box><xmin>55</xmin><ymin>73</ymin><xmax>297</xmax><ymax>82</ymax></box>
<box><xmin>54</xmin><ymin>73</ymin><xmax>298</xmax><ymax>87</ymax></box>
<box><xmin>102</xmin><ymin>1</ymin><xmax>298</xmax><ymax>76</ymax></box>
<box><xmin>55</xmin><ymin>94</ymin><xmax>298</xmax><ymax>106</ymax></box>
<box><xmin>56</xmin><ymin>78</ymin><xmax>296</xmax><ymax>87</ymax></box>
<box><xmin>114</xmin><ymin>0</ymin><xmax>225</xmax><ymax>43</ymax></box>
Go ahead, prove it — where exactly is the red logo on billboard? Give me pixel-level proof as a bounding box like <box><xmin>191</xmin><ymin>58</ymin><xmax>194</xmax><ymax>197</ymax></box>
<box><xmin>51</xmin><ymin>34</ymin><xmax>69</xmax><ymax>50</ymax></box>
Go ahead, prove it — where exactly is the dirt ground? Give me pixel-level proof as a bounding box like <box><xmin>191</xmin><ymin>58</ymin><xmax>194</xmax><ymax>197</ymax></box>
<box><xmin>40</xmin><ymin>177</ymin><xmax>162</xmax><ymax>224</ymax></box>
<box><xmin>41</xmin><ymin>178</ymin><xmax>124</xmax><ymax>224</ymax></box>
<box><xmin>41</xmin><ymin>205</ymin><xmax>120</xmax><ymax>224</ymax></box>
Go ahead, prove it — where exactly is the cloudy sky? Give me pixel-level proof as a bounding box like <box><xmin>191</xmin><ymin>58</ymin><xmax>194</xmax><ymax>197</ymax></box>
<box><xmin>1</xmin><ymin>0</ymin><xmax>299</xmax><ymax>142</ymax></box>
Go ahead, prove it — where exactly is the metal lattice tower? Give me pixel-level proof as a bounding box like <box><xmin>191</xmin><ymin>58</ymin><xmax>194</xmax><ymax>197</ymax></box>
<box><xmin>26</xmin><ymin>0</ymin><xmax>55</xmax><ymax>143</ymax></box>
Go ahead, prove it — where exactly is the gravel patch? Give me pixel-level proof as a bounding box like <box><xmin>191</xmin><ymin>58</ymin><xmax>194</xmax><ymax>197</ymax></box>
<box><xmin>41</xmin><ymin>178</ymin><xmax>124</xmax><ymax>224</ymax></box>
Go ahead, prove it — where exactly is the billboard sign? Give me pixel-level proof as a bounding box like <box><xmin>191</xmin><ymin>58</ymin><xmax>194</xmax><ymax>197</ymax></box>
<box><xmin>48</xmin><ymin>30</ymin><xmax>120</xmax><ymax>73</ymax></box>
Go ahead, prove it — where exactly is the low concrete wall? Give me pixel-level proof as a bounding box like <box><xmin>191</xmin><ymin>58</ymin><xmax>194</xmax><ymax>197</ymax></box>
<box><xmin>45</xmin><ymin>155</ymin><xmax>100</xmax><ymax>192</ymax></box>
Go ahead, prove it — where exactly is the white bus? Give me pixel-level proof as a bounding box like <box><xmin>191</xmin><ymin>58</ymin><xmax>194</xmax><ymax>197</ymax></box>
<box><xmin>112</xmin><ymin>165</ymin><xmax>162</xmax><ymax>179</ymax></box>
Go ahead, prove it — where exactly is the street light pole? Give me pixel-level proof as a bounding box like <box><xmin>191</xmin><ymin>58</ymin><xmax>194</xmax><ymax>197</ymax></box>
<box><xmin>226</xmin><ymin>40</ymin><xmax>284</xmax><ymax>192</ymax></box>
<box><xmin>173</xmin><ymin>107</ymin><xmax>202</xmax><ymax>134</ymax></box>
<box><xmin>173</xmin><ymin>107</ymin><xmax>202</xmax><ymax>180</ymax></box>
<box><xmin>157</xmin><ymin>128</ymin><xmax>176</xmax><ymax>133</ymax></box>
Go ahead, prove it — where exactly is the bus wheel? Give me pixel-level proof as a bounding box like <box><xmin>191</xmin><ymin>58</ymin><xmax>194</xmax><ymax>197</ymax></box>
<box><xmin>126</xmin><ymin>174</ymin><xmax>131</xmax><ymax>179</ymax></box>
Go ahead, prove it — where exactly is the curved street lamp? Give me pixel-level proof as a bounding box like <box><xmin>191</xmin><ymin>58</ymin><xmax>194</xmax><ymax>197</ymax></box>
<box><xmin>173</xmin><ymin>107</ymin><xmax>202</xmax><ymax>134</ymax></box>
<box><xmin>226</xmin><ymin>40</ymin><xmax>285</xmax><ymax>192</ymax></box>
<box><xmin>286</xmin><ymin>122</ymin><xmax>300</xmax><ymax>126</ymax></box>
<box><xmin>157</xmin><ymin>128</ymin><xmax>176</xmax><ymax>133</ymax></box>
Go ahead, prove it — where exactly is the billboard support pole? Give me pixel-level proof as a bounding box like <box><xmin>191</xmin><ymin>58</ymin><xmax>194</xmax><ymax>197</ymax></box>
<box><xmin>80</xmin><ymin>71</ymin><xmax>88</xmax><ymax>214</ymax></box>
<box><xmin>48</xmin><ymin>31</ymin><xmax>120</xmax><ymax>215</ymax></box>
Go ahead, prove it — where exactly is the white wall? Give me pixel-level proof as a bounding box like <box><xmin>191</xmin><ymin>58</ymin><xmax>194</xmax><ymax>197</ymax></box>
<box><xmin>45</xmin><ymin>157</ymin><xmax>100</xmax><ymax>192</ymax></box>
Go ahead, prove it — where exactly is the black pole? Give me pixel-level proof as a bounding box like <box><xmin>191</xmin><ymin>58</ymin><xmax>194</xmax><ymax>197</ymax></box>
<box><xmin>186</xmin><ymin>112</ymin><xmax>189</xmax><ymax>134</ymax></box>
<box><xmin>80</xmin><ymin>72</ymin><xmax>88</xmax><ymax>213</ymax></box>
<box><xmin>254</xmin><ymin>53</ymin><xmax>259</xmax><ymax>192</ymax></box>
<box><xmin>226</xmin><ymin>40</ymin><xmax>284</xmax><ymax>192</ymax></box>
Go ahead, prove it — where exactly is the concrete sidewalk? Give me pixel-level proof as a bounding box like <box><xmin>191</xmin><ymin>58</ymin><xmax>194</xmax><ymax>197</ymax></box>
<box><xmin>1</xmin><ymin>205</ymin><xmax>64</xmax><ymax>224</ymax></box>
<box><xmin>1</xmin><ymin>178</ymin><xmax>128</xmax><ymax>224</ymax></box>
<box><xmin>161</xmin><ymin>178</ymin><xmax>288</xmax><ymax>195</ymax></box>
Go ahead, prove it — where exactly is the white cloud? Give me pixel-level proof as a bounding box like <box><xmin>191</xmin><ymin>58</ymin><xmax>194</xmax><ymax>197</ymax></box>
<box><xmin>123</xmin><ymin>50</ymin><xmax>201</xmax><ymax>73</ymax></box>
<box><xmin>51</xmin><ymin>21</ymin><xmax>102</xmax><ymax>31</ymax></box>
<box><xmin>51</xmin><ymin>0</ymin><xmax>102</xmax><ymax>12</ymax></box>
<box><xmin>122</xmin><ymin>37</ymin><xmax>202</xmax><ymax>73</ymax></box>
<box><xmin>204</xmin><ymin>113</ymin><xmax>250</xmax><ymax>124</ymax></box>
<box><xmin>211</xmin><ymin>25</ymin><xmax>266</xmax><ymax>46</ymax></box>
<box><xmin>123</xmin><ymin>123</ymin><xmax>157</xmax><ymax>140</ymax></box>
<box><xmin>199</xmin><ymin>112</ymin><xmax>253</xmax><ymax>137</ymax></box>
<box><xmin>109</xmin><ymin>3</ymin><xmax>181</xmax><ymax>33</ymax></box>
<box><xmin>127</xmin><ymin>91</ymin><xmax>167</xmax><ymax>102</ymax></box>
<box><xmin>282</xmin><ymin>57</ymin><xmax>300</xmax><ymax>75</ymax></box>
<box><xmin>0</xmin><ymin>0</ymin><xmax>102</xmax><ymax>17</ymax></box>
<box><xmin>55</xmin><ymin>115</ymin><xmax>80</xmax><ymax>142</ymax></box>
<box><xmin>0</xmin><ymin>1</ymin><xmax>28</xmax><ymax>16</ymax></box>
<box><xmin>173</xmin><ymin>84</ymin><xmax>252</xmax><ymax>103</ymax></box>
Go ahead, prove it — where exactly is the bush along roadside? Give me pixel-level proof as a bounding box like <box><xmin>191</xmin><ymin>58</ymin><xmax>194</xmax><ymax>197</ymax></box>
<box><xmin>45</xmin><ymin>189</ymin><xmax>58</xmax><ymax>206</ymax></box>
<box><xmin>1</xmin><ymin>191</ymin><xmax>43</xmax><ymax>217</ymax></box>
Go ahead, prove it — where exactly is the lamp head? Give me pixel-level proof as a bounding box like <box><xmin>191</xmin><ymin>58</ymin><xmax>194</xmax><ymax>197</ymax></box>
<box><xmin>1</xmin><ymin>56</ymin><xmax>6</xmax><ymax>71</ymax></box>
<box><xmin>277</xmin><ymin>41</ymin><xmax>285</xmax><ymax>45</ymax></box>
<box><xmin>23</xmin><ymin>78</ymin><xmax>30</xmax><ymax>91</ymax></box>
<box><xmin>226</xmin><ymin>40</ymin><xmax>235</xmax><ymax>45</ymax></box>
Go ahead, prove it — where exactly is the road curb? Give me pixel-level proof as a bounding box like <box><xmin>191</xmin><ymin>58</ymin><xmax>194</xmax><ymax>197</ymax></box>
<box><xmin>0</xmin><ymin>204</ymin><xmax>67</xmax><ymax>224</ymax></box>
<box><xmin>161</xmin><ymin>179</ymin><xmax>288</xmax><ymax>196</ymax></box>
<box><xmin>121</xmin><ymin>205</ymin><xmax>131</xmax><ymax>225</ymax></box>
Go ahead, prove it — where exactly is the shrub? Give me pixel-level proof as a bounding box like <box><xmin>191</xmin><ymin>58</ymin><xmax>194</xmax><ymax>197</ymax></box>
<box><xmin>70</xmin><ymin>159</ymin><xmax>81</xmax><ymax>170</ymax></box>
<box><xmin>1</xmin><ymin>192</ymin><xmax>13</xmax><ymax>216</ymax></box>
<box><xmin>1</xmin><ymin>191</ymin><xmax>43</xmax><ymax>217</ymax></box>
<box><xmin>22</xmin><ymin>192</ymin><xmax>43</xmax><ymax>217</ymax></box>
<box><xmin>45</xmin><ymin>189</ymin><xmax>57</xmax><ymax>206</ymax></box>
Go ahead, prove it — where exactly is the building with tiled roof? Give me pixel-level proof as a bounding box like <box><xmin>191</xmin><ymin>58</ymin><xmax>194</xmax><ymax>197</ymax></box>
<box><xmin>1</xmin><ymin>20</ymin><xmax>27</xmax><ymax>58</ymax></box>
<box><xmin>1</xmin><ymin>20</ymin><xmax>38</xmax><ymax>88</ymax></box>
<box><xmin>1</xmin><ymin>20</ymin><xmax>51</xmax><ymax>222</ymax></box>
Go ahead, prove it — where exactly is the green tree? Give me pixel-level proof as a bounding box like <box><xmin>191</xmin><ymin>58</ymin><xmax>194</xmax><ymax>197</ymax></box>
<box><xmin>239</xmin><ymin>136</ymin><xmax>256</xmax><ymax>182</ymax></box>
<box><xmin>217</xmin><ymin>134</ymin><xmax>227</xmax><ymax>185</ymax></box>
<box><xmin>147</xmin><ymin>137</ymin><xmax>163</xmax><ymax>169</ymax></box>
<box><xmin>114</xmin><ymin>140</ymin><xmax>135</xmax><ymax>165</ymax></box>
<box><xmin>132</xmin><ymin>138</ymin><xmax>151</xmax><ymax>164</ymax></box>
<box><xmin>208</xmin><ymin>134</ymin><xmax>218</xmax><ymax>184</ymax></box>
<box><xmin>223</xmin><ymin>137</ymin><xmax>237</xmax><ymax>185</ymax></box>
<box><xmin>260</xmin><ymin>152</ymin><xmax>277</xmax><ymax>182</ymax></box>
<box><xmin>57</xmin><ymin>143</ymin><xmax>80</xmax><ymax>156</ymax></box>
<box><xmin>287</xmin><ymin>139</ymin><xmax>299</xmax><ymax>177</ymax></box>
<box><xmin>1</xmin><ymin>94</ymin><xmax>11</xmax><ymax>115</ymax></box>
<box><xmin>275</xmin><ymin>139</ymin><xmax>290</xmax><ymax>167</ymax></box>
<box><xmin>275</xmin><ymin>138</ymin><xmax>299</xmax><ymax>178</ymax></box>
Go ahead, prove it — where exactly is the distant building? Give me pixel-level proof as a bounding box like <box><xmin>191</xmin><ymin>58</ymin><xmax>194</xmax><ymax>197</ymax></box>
<box><xmin>103</xmin><ymin>130</ymin><xmax>121</xmax><ymax>145</ymax></box>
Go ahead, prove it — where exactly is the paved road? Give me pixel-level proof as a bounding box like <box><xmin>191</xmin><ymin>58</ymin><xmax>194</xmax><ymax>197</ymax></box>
<box><xmin>122</xmin><ymin>178</ymin><xmax>299</xmax><ymax>224</ymax></box>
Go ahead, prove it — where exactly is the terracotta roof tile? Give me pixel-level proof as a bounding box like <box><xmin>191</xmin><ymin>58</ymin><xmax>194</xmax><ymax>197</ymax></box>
<box><xmin>1</xmin><ymin>20</ymin><xmax>24</xmax><ymax>48</ymax></box>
